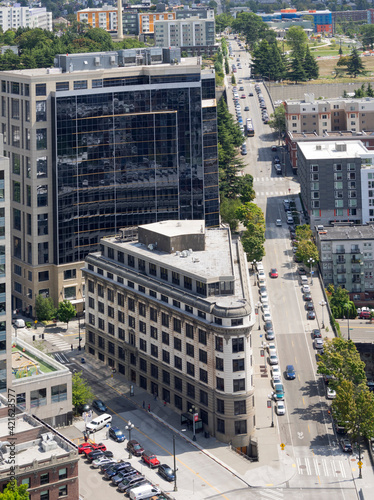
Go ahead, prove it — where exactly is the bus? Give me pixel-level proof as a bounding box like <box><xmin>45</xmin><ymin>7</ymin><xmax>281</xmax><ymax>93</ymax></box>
<box><xmin>246</xmin><ymin>118</ymin><xmax>254</xmax><ymax>137</ymax></box>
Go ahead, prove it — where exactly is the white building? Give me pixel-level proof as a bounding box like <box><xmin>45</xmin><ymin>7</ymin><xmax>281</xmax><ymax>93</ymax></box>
<box><xmin>154</xmin><ymin>17</ymin><xmax>215</xmax><ymax>48</ymax></box>
<box><xmin>0</xmin><ymin>6</ymin><xmax>52</xmax><ymax>32</ymax></box>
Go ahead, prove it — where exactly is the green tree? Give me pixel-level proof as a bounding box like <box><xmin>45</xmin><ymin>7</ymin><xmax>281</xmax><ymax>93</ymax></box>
<box><xmin>236</xmin><ymin>202</ymin><xmax>265</xmax><ymax>229</ymax></box>
<box><xmin>295</xmin><ymin>224</ymin><xmax>313</xmax><ymax>241</ymax></box>
<box><xmin>216</xmin><ymin>14</ymin><xmax>233</xmax><ymax>33</ymax></box>
<box><xmin>57</xmin><ymin>300</ymin><xmax>77</xmax><ymax>327</ymax></box>
<box><xmin>231</xmin><ymin>74</ymin><xmax>236</xmax><ymax>85</ymax></box>
<box><xmin>286</xmin><ymin>25</ymin><xmax>308</xmax><ymax>60</ymax></box>
<box><xmin>85</xmin><ymin>27</ymin><xmax>114</xmax><ymax>51</ymax></box>
<box><xmin>317</xmin><ymin>337</ymin><xmax>366</xmax><ymax>383</ymax></box>
<box><xmin>72</xmin><ymin>372</ymin><xmax>94</xmax><ymax>413</ymax></box>
<box><xmin>251</xmin><ymin>39</ymin><xmax>271</xmax><ymax>77</ymax></box>
<box><xmin>287</xmin><ymin>55</ymin><xmax>307</xmax><ymax>83</ymax></box>
<box><xmin>303</xmin><ymin>45</ymin><xmax>319</xmax><ymax>80</ymax></box>
<box><xmin>224</xmin><ymin>58</ymin><xmax>229</xmax><ymax>75</ymax></box>
<box><xmin>360</xmin><ymin>24</ymin><xmax>374</xmax><ymax>50</ymax></box>
<box><xmin>268</xmin><ymin>105</ymin><xmax>286</xmax><ymax>139</ymax></box>
<box><xmin>367</xmin><ymin>83</ymin><xmax>374</xmax><ymax>97</ymax></box>
<box><xmin>241</xmin><ymin>228</ymin><xmax>266</xmax><ymax>262</ymax></box>
<box><xmin>326</xmin><ymin>284</ymin><xmax>356</xmax><ymax>319</ymax></box>
<box><xmin>232</xmin><ymin>12</ymin><xmax>270</xmax><ymax>50</ymax></box>
<box><xmin>35</xmin><ymin>294</ymin><xmax>56</xmax><ymax>322</ymax></box>
<box><xmin>347</xmin><ymin>47</ymin><xmax>365</xmax><ymax>78</ymax></box>
<box><xmin>236</xmin><ymin>202</ymin><xmax>266</xmax><ymax>262</ymax></box>
<box><xmin>0</xmin><ymin>481</ymin><xmax>29</xmax><ymax>500</ymax></box>
<box><xmin>238</xmin><ymin>174</ymin><xmax>255</xmax><ymax>204</ymax></box>
<box><xmin>220</xmin><ymin>198</ymin><xmax>242</xmax><ymax>231</ymax></box>
<box><xmin>295</xmin><ymin>239</ymin><xmax>319</xmax><ymax>266</ymax></box>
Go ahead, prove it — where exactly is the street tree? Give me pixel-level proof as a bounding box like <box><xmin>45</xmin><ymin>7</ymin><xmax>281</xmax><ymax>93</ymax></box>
<box><xmin>268</xmin><ymin>105</ymin><xmax>286</xmax><ymax>140</ymax></box>
<box><xmin>72</xmin><ymin>372</ymin><xmax>94</xmax><ymax>413</ymax></box>
<box><xmin>215</xmin><ymin>14</ymin><xmax>233</xmax><ymax>33</ymax></box>
<box><xmin>236</xmin><ymin>202</ymin><xmax>265</xmax><ymax>229</ymax></box>
<box><xmin>326</xmin><ymin>284</ymin><xmax>356</xmax><ymax>319</ymax></box>
<box><xmin>333</xmin><ymin>380</ymin><xmax>374</xmax><ymax>442</ymax></box>
<box><xmin>317</xmin><ymin>337</ymin><xmax>366</xmax><ymax>386</ymax></box>
<box><xmin>360</xmin><ymin>24</ymin><xmax>374</xmax><ymax>50</ymax></box>
<box><xmin>347</xmin><ymin>47</ymin><xmax>365</xmax><ymax>78</ymax></box>
<box><xmin>295</xmin><ymin>238</ymin><xmax>319</xmax><ymax>265</ymax></box>
<box><xmin>286</xmin><ymin>25</ymin><xmax>308</xmax><ymax>60</ymax></box>
<box><xmin>220</xmin><ymin>198</ymin><xmax>242</xmax><ymax>232</ymax></box>
<box><xmin>57</xmin><ymin>300</ymin><xmax>77</xmax><ymax>328</ymax></box>
<box><xmin>0</xmin><ymin>482</ymin><xmax>29</xmax><ymax>500</ymax></box>
<box><xmin>295</xmin><ymin>224</ymin><xmax>313</xmax><ymax>241</ymax></box>
<box><xmin>236</xmin><ymin>203</ymin><xmax>266</xmax><ymax>262</ymax></box>
<box><xmin>232</xmin><ymin>12</ymin><xmax>270</xmax><ymax>50</ymax></box>
<box><xmin>251</xmin><ymin>39</ymin><xmax>271</xmax><ymax>78</ymax></box>
<box><xmin>238</xmin><ymin>174</ymin><xmax>255</xmax><ymax>204</ymax></box>
<box><xmin>303</xmin><ymin>45</ymin><xmax>319</xmax><ymax>80</ymax></box>
<box><xmin>241</xmin><ymin>228</ymin><xmax>266</xmax><ymax>263</ymax></box>
<box><xmin>35</xmin><ymin>294</ymin><xmax>56</xmax><ymax>322</ymax></box>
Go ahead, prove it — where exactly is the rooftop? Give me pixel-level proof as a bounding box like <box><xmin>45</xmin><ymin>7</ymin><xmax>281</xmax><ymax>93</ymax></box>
<box><xmin>297</xmin><ymin>140</ymin><xmax>370</xmax><ymax>159</ymax></box>
<box><xmin>317</xmin><ymin>224</ymin><xmax>374</xmax><ymax>241</ymax></box>
<box><xmin>289</xmin><ymin>131</ymin><xmax>369</xmax><ymax>140</ymax></box>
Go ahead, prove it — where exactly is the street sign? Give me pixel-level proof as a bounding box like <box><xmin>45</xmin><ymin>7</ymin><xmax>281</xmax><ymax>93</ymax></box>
<box><xmin>267</xmin><ymin>401</ymin><xmax>271</xmax><ymax>408</ymax></box>
<box><xmin>358</xmin><ymin>461</ymin><xmax>363</xmax><ymax>468</ymax></box>
<box><xmin>280</xmin><ymin>443</ymin><xmax>285</xmax><ymax>450</ymax></box>
<box><xmin>194</xmin><ymin>413</ymin><xmax>199</xmax><ymax>422</ymax></box>
<box><xmin>260</xmin><ymin>349</ymin><xmax>264</xmax><ymax>357</ymax></box>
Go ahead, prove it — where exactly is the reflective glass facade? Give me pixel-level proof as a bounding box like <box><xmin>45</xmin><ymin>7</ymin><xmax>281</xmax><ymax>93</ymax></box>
<box><xmin>54</xmin><ymin>78</ymin><xmax>219</xmax><ymax>265</ymax></box>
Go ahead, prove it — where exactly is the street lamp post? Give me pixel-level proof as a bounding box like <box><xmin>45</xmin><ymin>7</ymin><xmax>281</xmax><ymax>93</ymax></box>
<box><xmin>257</xmin><ymin>301</ymin><xmax>262</xmax><ymax>331</ymax></box>
<box><xmin>173</xmin><ymin>435</ymin><xmax>178</xmax><ymax>492</ymax></box>
<box><xmin>346</xmin><ymin>302</ymin><xmax>351</xmax><ymax>341</ymax></box>
<box><xmin>319</xmin><ymin>300</ymin><xmax>326</xmax><ymax>329</ymax></box>
<box><xmin>308</xmin><ymin>258</ymin><xmax>315</xmax><ymax>285</ymax></box>
<box><xmin>267</xmin><ymin>394</ymin><xmax>274</xmax><ymax>427</ymax></box>
<box><xmin>78</xmin><ymin>315</ymin><xmax>82</xmax><ymax>351</ymax></box>
<box><xmin>125</xmin><ymin>421</ymin><xmax>134</xmax><ymax>458</ymax></box>
<box><xmin>253</xmin><ymin>260</ymin><xmax>257</xmax><ymax>284</ymax></box>
<box><xmin>189</xmin><ymin>405</ymin><xmax>197</xmax><ymax>441</ymax></box>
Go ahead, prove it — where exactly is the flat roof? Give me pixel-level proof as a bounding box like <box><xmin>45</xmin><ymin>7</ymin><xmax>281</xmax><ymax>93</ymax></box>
<box><xmin>289</xmin><ymin>131</ymin><xmax>367</xmax><ymax>140</ymax></box>
<box><xmin>297</xmin><ymin>140</ymin><xmax>369</xmax><ymax>159</ymax></box>
<box><xmin>318</xmin><ymin>224</ymin><xmax>374</xmax><ymax>241</ymax></box>
<box><xmin>138</xmin><ymin>219</ymin><xmax>205</xmax><ymax>238</ymax></box>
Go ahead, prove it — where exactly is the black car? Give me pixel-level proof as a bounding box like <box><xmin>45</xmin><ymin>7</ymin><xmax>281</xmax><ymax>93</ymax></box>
<box><xmin>117</xmin><ymin>475</ymin><xmax>146</xmax><ymax>493</ymax></box>
<box><xmin>248</xmin><ymin>92</ymin><xmax>254</xmax><ymax>96</ymax></box>
<box><xmin>104</xmin><ymin>462</ymin><xmax>131</xmax><ymax>479</ymax></box>
<box><xmin>298</xmin><ymin>267</ymin><xmax>307</xmax><ymax>275</ymax></box>
<box><xmin>92</xmin><ymin>399</ymin><xmax>107</xmax><ymax>412</ymax></box>
<box><xmin>109</xmin><ymin>426</ymin><xmax>125</xmax><ymax>443</ymax></box>
<box><xmin>111</xmin><ymin>468</ymin><xmax>138</xmax><ymax>485</ymax></box>
<box><xmin>158</xmin><ymin>464</ymin><xmax>175</xmax><ymax>482</ymax></box>
<box><xmin>101</xmin><ymin>461</ymin><xmax>125</xmax><ymax>473</ymax></box>
<box><xmin>87</xmin><ymin>450</ymin><xmax>113</xmax><ymax>462</ymax></box>
<box><xmin>303</xmin><ymin>292</ymin><xmax>312</xmax><ymax>301</ymax></box>
<box><xmin>312</xmin><ymin>329</ymin><xmax>322</xmax><ymax>339</ymax></box>
<box><xmin>77</xmin><ymin>403</ymin><xmax>90</xmax><ymax>415</ymax></box>
<box><xmin>306</xmin><ymin>302</ymin><xmax>314</xmax><ymax>311</ymax></box>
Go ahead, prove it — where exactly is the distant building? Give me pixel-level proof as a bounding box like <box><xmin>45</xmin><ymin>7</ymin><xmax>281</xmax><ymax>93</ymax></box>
<box><xmin>0</xmin><ymin>6</ymin><xmax>52</xmax><ymax>31</ymax></box>
<box><xmin>0</xmin><ymin>396</ymin><xmax>79</xmax><ymax>499</ymax></box>
<box><xmin>284</xmin><ymin>94</ymin><xmax>374</xmax><ymax>135</ymax></box>
<box><xmin>77</xmin><ymin>5</ymin><xmax>119</xmax><ymax>32</ymax></box>
<box><xmin>332</xmin><ymin>9</ymin><xmax>367</xmax><ymax>30</ymax></box>
<box><xmin>297</xmin><ymin>140</ymin><xmax>374</xmax><ymax>227</ymax></box>
<box><xmin>83</xmin><ymin>220</ymin><xmax>256</xmax><ymax>450</ymax></box>
<box><xmin>316</xmin><ymin>224</ymin><xmax>374</xmax><ymax>303</ymax></box>
<box><xmin>260</xmin><ymin>9</ymin><xmax>332</xmax><ymax>34</ymax></box>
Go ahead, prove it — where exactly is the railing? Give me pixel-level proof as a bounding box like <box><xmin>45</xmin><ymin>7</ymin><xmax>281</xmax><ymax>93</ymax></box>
<box><xmin>335</xmin><ymin>248</ymin><xmax>345</xmax><ymax>254</ymax></box>
<box><xmin>337</xmin><ymin>278</ymin><xmax>347</xmax><ymax>284</ymax></box>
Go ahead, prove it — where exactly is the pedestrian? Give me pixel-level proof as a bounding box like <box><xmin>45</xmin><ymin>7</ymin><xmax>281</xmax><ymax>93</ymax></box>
<box><xmin>71</xmin><ymin>344</ymin><xmax>73</xmax><ymax>350</ymax></box>
<box><xmin>163</xmin><ymin>400</ymin><xmax>166</xmax><ymax>407</ymax></box>
<box><xmin>84</xmin><ymin>432</ymin><xmax>88</xmax><ymax>443</ymax></box>
<box><xmin>142</xmin><ymin>400</ymin><xmax>145</xmax><ymax>409</ymax></box>
<box><xmin>148</xmin><ymin>403</ymin><xmax>151</xmax><ymax>412</ymax></box>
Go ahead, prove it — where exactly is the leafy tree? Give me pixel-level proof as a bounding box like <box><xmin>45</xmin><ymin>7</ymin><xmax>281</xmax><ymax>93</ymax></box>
<box><xmin>286</xmin><ymin>26</ymin><xmax>308</xmax><ymax>60</ymax></box>
<box><xmin>268</xmin><ymin>105</ymin><xmax>286</xmax><ymax>139</ymax></box>
<box><xmin>57</xmin><ymin>300</ymin><xmax>77</xmax><ymax>327</ymax></box>
<box><xmin>241</xmin><ymin>228</ymin><xmax>266</xmax><ymax>263</ymax></box>
<box><xmin>236</xmin><ymin>202</ymin><xmax>265</xmax><ymax>229</ymax></box>
<box><xmin>231</xmin><ymin>74</ymin><xmax>236</xmax><ymax>85</ymax></box>
<box><xmin>216</xmin><ymin>14</ymin><xmax>233</xmax><ymax>33</ymax></box>
<box><xmin>326</xmin><ymin>284</ymin><xmax>356</xmax><ymax>319</ymax></box>
<box><xmin>85</xmin><ymin>27</ymin><xmax>114</xmax><ymax>51</ymax></box>
<box><xmin>72</xmin><ymin>372</ymin><xmax>94</xmax><ymax>413</ymax></box>
<box><xmin>337</xmin><ymin>55</ymin><xmax>351</xmax><ymax>67</ymax></box>
<box><xmin>238</xmin><ymin>175</ymin><xmax>255</xmax><ymax>204</ymax></box>
<box><xmin>295</xmin><ymin>239</ymin><xmax>319</xmax><ymax>266</ymax></box>
<box><xmin>35</xmin><ymin>294</ymin><xmax>56</xmax><ymax>322</ymax></box>
<box><xmin>347</xmin><ymin>48</ymin><xmax>365</xmax><ymax>78</ymax></box>
<box><xmin>224</xmin><ymin>58</ymin><xmax>229</xmax><ymax>74</ymax></box>
<box><xmin>360</xmin><ymin>24</ymin><xmax>374</xmax><ymax>50</ymax></box>
<box><xmin>303</xmin><ymin>45</ymin><xmax>319</xmax><ymax>80</ymax></box>
<box><xmin>295</xmin><ymin>224</ymin><xmax>313</xmax><ymax>241</ymax></box>
<box><xmin>0</xmin><ymin>481</ymin><xmax>29</xmax><ymax>500</ymax></box>
<box><xmin>236</xmin><ymin>202</ymin><xmax>266</xmax><ymax>261</ymax></box>
<box><xmin>232</xmin><ymin>12</ymin><xmax>271</xmax><ymax>50</ymax></box>
<box><xmin>220</xmin><ymin>198</ymin><xmax>242</xmax><ymax>231</ymax></box>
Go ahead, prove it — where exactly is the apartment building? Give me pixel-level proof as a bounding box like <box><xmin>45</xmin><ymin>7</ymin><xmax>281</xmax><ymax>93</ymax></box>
<box><xmin>82</xmin><ymin>220</ymin><xmax>256</xmax><ymax>450</ymax></box>
<box><xmin>154</xmin><ymin>17</ymin><xmax>216</xmax><ymax>52</ymax></box>
<box><xmin>0</xmin><ymin>6</ymin><xmax>52</xmax><ymax>31</ymax></box>
<box><xmin>77</xmin><ymin>5</ymin><xmax>119</xmax><ymax>31</ymax></box>
<box><xmin>285</xmin><ymin>94</ymin><xmax>374</xmax><ymax>135</ymax></box>
<box><xmin>316</xmin><ymin>224</ymin><xmax>374</xmax><ymax>303</ymax></box>
<box><xmin>0</xmin><ymin>399</ymin><xmax>78</xmax><ymax>499</ymax></box>
<box><xmin>0</xmin><ymin>49</ymin><xmax>219</xmax><ymax>318</ymax></box>
<box><xmin>297</xmin><ymin>140</ymin><xmax>374</xmax><ymax>227</ymax></box>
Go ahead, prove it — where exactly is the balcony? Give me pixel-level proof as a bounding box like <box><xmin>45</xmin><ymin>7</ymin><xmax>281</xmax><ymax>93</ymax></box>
<box><xmin>336</xmin><ymin>267</ymin><xmax>346</xmax><ymax>274</ymax></box>
<box><xmin>337</xmin><ymin>278</ymin><xmax>347</xmax><ymax>284</ymax></box>
<box><xmin>351</xmin><ymin>257</ymin><xmax>361</xmax><ymax>264</ymax></box>
<box><xmin>335</xmin><ymin>248</ymin><xmax>345</xmax><ymax>254</ymax></box>
<box><xmin>335</xmin><ymin>257</ymin><xmax>345</xmax><ymax>264</ymax></box>
<box><xmin>350</xmin><ymin>249</ymin><xmax>361</xmax><ymax>255</ymax></box>
<box><xmin>352</xmin><ymin>277</ymin><xmax>362</xmax><ymax>283</ymax></box>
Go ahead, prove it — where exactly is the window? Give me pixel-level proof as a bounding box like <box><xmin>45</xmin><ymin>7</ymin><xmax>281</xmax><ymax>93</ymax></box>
<box><xmin>174</xmin><ymin>337</ymin><xmax>181</xmax><ymax>351</ymax></box>
<box><xmin>199</xmin><ymin>368</ymin><xmax>208</xmax><ymax>384</ymax></box>
<box><xmin>187</xmin><ymin>362</ymin><xmax>195</xmax><ymax>377</ymax></box>
<box><xmin>174</xmin><ymin>376</ymin><xmax>182</xmax><ymax>392</ymax></box>
<box><xmin>162</xmin><ymin>350</ymin><xmax>170</xmax><ymax>364</ymax></box>
<box><xmin>161</xmin><ymin>312</ymin><xmax>169</xmax><ymax>328</ymax></box>
<box><xmin>38</xmin><ymin>214</ymin><xmax>48</xmax><ymax>235</ymax></box>
<box><xmin>186</xmin><ymin>343</ymin><xmax>194</xmax><ymax>357</ymax></box>
<box><xmin>216</xmin><ymin>377</ymin><xmax>224</xmax><ymax>391</ymax></box>
<box><xmin>217</xmin><ymin>418</ymin><xmax>225</xmax><ymax>433</ymax></box>
<box><xmin>140</xmin><ymin>358</ymin><xmax>147</xmax><ymax>372</ymax></box>
<box><xmin>233</xmin><ymin>358</ymin><xmax>245</xmax><ymax>371</ymax></box>
<box><xmin>36</xmin><ymin>100</ymin><xmax>46</xmax><ymax>121</ymax></box>
<box><xmin>40</xmin><ymin>491</ymin><xmax>49</xmax><ymax>500</ymax></box>
<box><xmin>162</xmin><ymin>331</ymin><xmax>169</xmax><ymax>345</ymax></box>
<box><xmin>187</xmin><ymin>383</ymin><xmax>195</xmax><ymax>398</ymax></box>
<box><xmin>74</xmin><ymin>80</ymin><xmax>87</xmax><ymax>90</ymax></box>
<box><xmin>56</xmin><ymin>81</ymin><xmax>69</xmax><ymax>91</ymax></box>
<box><xmin>199</xmin><ymin>349</ymin><xmax>207</xmax><ymax>363</ymax></box>
<box><xmin>234</xmin><ymin>420</ymin><xmax>247</xmax><ymax>435</ymax></box>
<box><xmin>31</xmin><ymin>388</ymin><xmax>47</xmax><ymax>407</ymax></box>
<box><xmin>52</xmin><ymin>384</ymin><xmax>67</xmax><ymax>402</ymax></box>
<box><xmin>37</xmin><ymin>157</ymin><xmax>47</xmax><ymax>178</ymax></box>
<box><xmin>35</xmin><ymin>83</ymin><xmax>46</xmax><ymax>96</ymax></box>
<box><xmin>233</xmin><ymin>379</ymin><xmax>245</xmax><ymax>392</ymax></box>
<box><xmin>58</xmin><ymin>468</ymin><xmax>67</xmax><ymax>480</ymax></box>
<box><xmin>38</xmin><ymin>271</ymin><xmax>49</xmax><ymax>282</ymax></box>
<box><xmin>13</xmin><ymin>181</ymin><xmax>20</xmax><ymax>203</ymax></box>
<box><xmin>234</xmin><ymin>400</ymin><xmax>246</xmax><ymax>415</ymax></box>
<box><xmin>172</xmin><ymin>271</ymin><xmax>180</xmax><ymax>284</ymax></box>
<box><xmin>150</xmin><ymin>326</ymin><xmax>158</xmax><ymax>339</ymax></box>
<box><xmin>64</xmin><ymin>286</ymin><xmax>75</xmax><ymax>300</ymax></box>
<box><xmin>184</xmin><ymin>276</ymin><xmax>192</xmax><ymax>290</ymax></box>
<box><xmin>216</xmin><ymin>357</ymin><xmax>224</xmax><ymax>371</ymax></box>
<box><xmin>173</xmin><ymin>318</ymin><xmax>181</xmax><ymax>332</ymax></box>
<box><xmin>128</xmin><ymin>297</ymin><xmax>135</xmax><ymax>311</ymax></box>
<box><xmin>174</xmin><ymin>356</ymin><xmax>182</xmax><ymax>370</ymax></box>
<box><xmin>232</xmin><ymin>338</ymin><xmax>244</xmax><ymax>353</ymax></box>
<box><xmin>186</xmin><ymin>323</ymin><xmax>194</xmax><ymax>339</ymax></box>
<box><xmin>58</xmin><ymin>485</ymin><xmax>68</xmax><ymax>497</ymax></box>
<box><xmin>149</xmin><ymin>263</ymin><xmax>156</xmax><ymax>276</ymax></box>
<box><xmin>139</xmin><ymin>320</ymin><xmax>146</xmax><ymax>334</ymax></box>
<box><xmin>12</xmin><ymin>153</ymin><xmax>20</xmax><ymax>174</ymax></box>
<box><xmin>163</xmin><ymin>369</ymin><xmax>170</xmax><ymax>385</ymax></box>
<box><xmin>198</xmin><ymin>329</ymin><xmax>207</xmax><ymax>345</ymax></box>
<box><xmin>38</xmin><ymin>242</ymin><xmax>49</xmax><ymax>264</ymax></box>
<box><xmin>151</xmin><ymin>364</ymin><xmax>158</xmax><ymax>379</ymax></box>
<box><xmin>175</xmin><ymin>394</ymin><xmax>182</xmax><ymax>409</ymax></box>
<box><xmin>36</xmin><ymin>129</ymin><xmax>47</xmax><ymax>149</ymax></box>
<box><xmin>37</xmin><ymin>185</ymin><xmax>48</xmax><ymax>207</ymax></box>
<box><xmin>139</xmin><ymin>339</ymin><xmax>147</xmax><ymax>352</ymax></box>
<box><xmin>200</xmin><ymin>390</ymin><xmax>208</xmax><ymax>406</ymax></box>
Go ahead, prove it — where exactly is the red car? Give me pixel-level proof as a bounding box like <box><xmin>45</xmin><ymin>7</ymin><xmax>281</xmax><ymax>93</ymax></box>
<box><xmin>78</xmin><ymin>443</ymin><xmax>93</xmax><ymax>454</ymax></box>
<box><xmin>141</xmin><ymin>450</ymin><xmax>160</xmax><ymax>468</ymax></box>
<box><xmin>270</xmin><ymin>268</ymin><xmax>278</xmax><ymax>278</ymax></box>
<box><xmin>82</xmin><ymin>443</ymin><xmax>106</xmax><ymax>457</ymax></box>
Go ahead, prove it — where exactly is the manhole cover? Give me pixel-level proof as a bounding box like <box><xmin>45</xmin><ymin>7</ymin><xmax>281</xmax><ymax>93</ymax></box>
<box><xmin>299</xmin><ymin>465</ymin><xmax>306</xmax><ymax>469</ymax></box>
<box><xmin>336</xmin><ymin>470</ymin><xmax>341</xmax><ymax>474</ymax></box>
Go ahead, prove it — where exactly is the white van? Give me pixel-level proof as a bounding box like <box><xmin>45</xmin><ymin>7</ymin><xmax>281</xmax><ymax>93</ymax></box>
<box><xmin>129</xmin><ymin>484</ymin><xmax>161</xmax><ymax>500</ymax></box>
<box><xmin>14</xmin><ymin>319</ymin><xmax>25</xmax><ymax>328</ymax></box>
<box><xmin>86</xmin><ymin>413</ymin><xmax>112</xmax><ymax>433</ymax></box>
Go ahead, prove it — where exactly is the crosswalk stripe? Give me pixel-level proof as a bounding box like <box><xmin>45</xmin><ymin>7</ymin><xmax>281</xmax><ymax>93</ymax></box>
<box><xmin>338</xmin><ymin>460</ymin><xmax>345</xmax><ymax>478</ymax></box>
<box><xmin>329</xmin><ymin>460</ymin><xmax>337</xmax><ymax>477</ymax></box>
<box><xmin>296</xmin><ymin>457</ymin><xmax>302</xmax><ymax>474</ymax></box>
<box><xmin>313</xmin><ymin>458</ymin><xmax>320</xmax><ymax>476</ymax></box>
<box><xmin>305</xmin><ymin>457</ymin><xmax>312</xmax><ymax>475</ymax></box>
<box><xmin>322</xmin><ymin>459</ymin><xmax>329</xmax><ymax>477</ymax></box>
<box><xmin>259</xmin><ymin>489</ymin><xmax>284</xmax><ymax>499</ymax></box>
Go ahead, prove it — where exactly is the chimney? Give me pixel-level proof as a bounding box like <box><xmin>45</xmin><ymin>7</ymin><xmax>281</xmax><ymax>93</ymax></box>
<box><xmin>117</xmin><ymin>0</ymin><xmax>124</xmax><ymax>41</ymax></box>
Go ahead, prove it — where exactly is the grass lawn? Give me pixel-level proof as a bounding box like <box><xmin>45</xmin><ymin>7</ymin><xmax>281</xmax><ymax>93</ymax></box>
<box><xmin>12</xmin><ymin>345</ymin><xmax>56</xmax><ymax>374</ymax></box>
<box><xmin>317</xmin><ymin>55</ymin><xmax>374</xmax><ymax>79</ymax></box>
<box><xmin>309</xmin><ymin>47</ymin><xmax>350</xmax><ymax>57</ymax></box>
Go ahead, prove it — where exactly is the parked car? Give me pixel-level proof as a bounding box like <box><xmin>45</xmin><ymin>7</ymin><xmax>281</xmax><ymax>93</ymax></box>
<box><xmin>158</xmin><ymin>464</ymin><xmax>175</xmax><ymax>482</ymax></box>
<box><xmin>269</xmin><ymin>353</ymin><xmax>279</xmax><ymax>365</ymax></box>
<box><xmin>111</xmin><ymin>467</ymin><xmax>138</xmax><ymax>485</ymax></box>
<box><xmin>117</xmin><ymin>476</ymin><xmax>146</xmax><ymax>493</ymax></box>
<box><xmin>306</xmin><ymin>302</ymin><xmax>314</xmax><ymax>311</ymax></box>
<box><xmin>109</xmin><ymin>426</ymin><xmax>125</xmax><ymax>443</ymax></box>
<box><xmin>92</xmin><ymin>399</ymin><xmax>107</xmax><ymax>412</ymax></box>
<box><xmin>340</xmin><ymin>438</ymin><xmax>352</xmax><ymax>453</ymax></box>
<box><xmin>303</xmin><ymin>292</ymin><xmax>312</xmax><ymax>302</ymax></box>
<box><xmin>314</xmin><ymin>338</ymin><xmax>324</xmax><ymax>350</ymax></box>
<box><xmin>327</xmin><ymin>387</ymin><xmax>336</xmax><ymax>399</ymax></box>
<box><xmin>312</xmin><ymin>329</ymin><xmax>321</xmax><ymax>339</ymax></box>
<box><xmin>271</xmin><ymin>365</ymin><xmax>281</xmax><ymax>383</ymax></box>
<box><xmin>307</xmin><ymin>310</ymin><xmax>316</xmax><ymax>320</ymax></box>
<box><xmin>80</xmin><ymin>442</ymin><xmax>106</xmax><ymax>456</ymax></box>
<box><xmin>276</xmin><ymin>401</ymin><xmax>286</xmax><ymax>415</ymax></box>
<box><xmin>126</xmin><ymin>440</ymin><xmax>144</xmax><ymax>457</ymax></box>
<box><xmin>92</xmin><ymin>457</ymin><xmax>116</xmax><ymax>469</ymax></box>
<box><xmin>86</xmin><ymin>449</ymin><xmax>113</xmax><ymax>462</ymax></box>
<box><xmin>104</xmin><ymin>462</ymin><xmax>131</xmax><ymax>479</ymax></box>
<box><xmin>273</xmin><ymin>382</ymin><xmax>285</xmax><ymax>400</ymax></box>
<box><xmin>141</xmin><ymin>450</ymin><xmax>160</xmax><ymax>468</ymax></box>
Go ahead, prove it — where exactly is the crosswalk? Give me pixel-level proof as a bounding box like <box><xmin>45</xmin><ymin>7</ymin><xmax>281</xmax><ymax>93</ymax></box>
<box><xmin>258</xmin><ymin>489</ymin><xmax>284</xmax><ymax>500</ymax></box>
<box><xmin>46</xmin><ymin>333</ymin><xmax>72</xmax><ymax>352</ymax></box>
<box><xmin>255</xmin><ymin>191</ymin><xmax>295</xmax><ymax>197</ymax></box>
<box><xmin>295</xmin><ymin>456</ymin><xmax>347</xmax><ymax>478</ymax></box>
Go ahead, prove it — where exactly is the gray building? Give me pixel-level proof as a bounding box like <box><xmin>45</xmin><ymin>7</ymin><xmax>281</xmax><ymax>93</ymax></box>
<box><xmin>297</xmin><ymin>140</ymin><xmax>374</xmax><ymax>227</ymax></box>
<box><xmin>83</xmin><ymin>220</ymin><xmax>257</xmax><ymax>450</ymax></box>
<box><xmin>316</xmin><ymin>224</ymin><xmax>374</xmax><ymax>303</ymax></box>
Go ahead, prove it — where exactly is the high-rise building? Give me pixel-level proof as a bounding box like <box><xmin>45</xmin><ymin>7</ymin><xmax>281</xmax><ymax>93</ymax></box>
<box><xmin>0</xmin><ymin>49</ymin><xmax>219</xmax><ymax>317</ymax></box>
<box><xmin>0</xmin><ymin>6</ymin><xmax>52</xmax><ymax>31</ymax></box>
<box><xmin>83</xmin><ymin>220</ymin><xmax>255</xmax><ymax>448</ymax></box>
<box><xmin>154</xmin><ymin>17</ymin><xmax>216</xmax><ymax>53</ymax></box>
